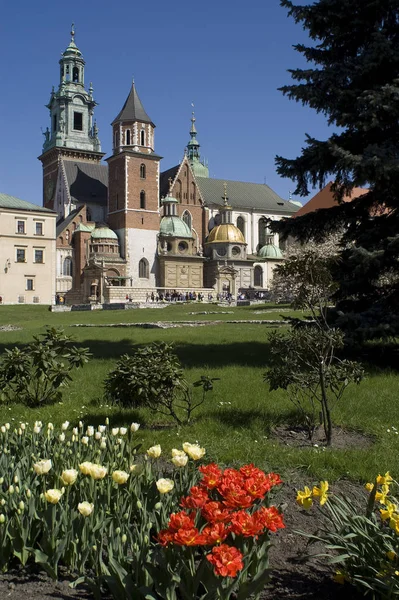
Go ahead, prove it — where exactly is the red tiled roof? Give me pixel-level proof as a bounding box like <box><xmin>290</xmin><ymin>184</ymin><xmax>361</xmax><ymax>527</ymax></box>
<box><xmin>294</xmin><ymin>182</ymin><xmax>367</xmax><ymax>218</ymax></box>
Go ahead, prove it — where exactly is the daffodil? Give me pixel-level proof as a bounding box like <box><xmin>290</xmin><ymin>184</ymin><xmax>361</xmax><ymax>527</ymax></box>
<box><xmin>387</xmin><ymin>550</ymin><xmax>397</xmax><ymax>561</ymax></box>
<box><xmin>377</xmin><ymin>472</ymin><xmax>394</xmax><ymax>486</ymax></box>
<box><xmin>380</xmin><ymin>500</ymin><xmax>397</xmax><ymax>521</ymax></box>
<box><xmin>333</xmin><ymin>570</ymin><xmax>346</xmax><ymax>585</ymax></box>
<box><xmin>296</xmin><ymin>486</ymin><xmax>313</xmax><ymax>510</ymax></box>
<box><xmin>376</xmin><ymin>484</ymin><xmax>390</xmax><ymax>505</ymax></box>
<box><xmin>312</xmin><ymin>481</ymin><xmax>329</xmax><ymax>505</ymax></box>
<box><xmin>389</xmin><ymin>513</ymin><xmax>399</xmax><ymax>535</ymax></box>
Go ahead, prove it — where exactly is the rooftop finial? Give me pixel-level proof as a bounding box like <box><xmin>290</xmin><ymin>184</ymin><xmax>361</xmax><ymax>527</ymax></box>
<box><xmin>223</xmin><ymin>182</ymin><xmax>228</xmax><ymax>206</ymax></box>
<box><xmin>71</xmin><ymin>23</ymin><xmax>75</xmax><ymax>42</ymax></box>
<box><xmin>132</xmin><ymin>76</ymin><xmax>135</xmax><ymax>85</ymax></box>
<box><xmin>168</xmin><ymin>177</ymin><xmax>173</xmax><ymax>193</ymax></box>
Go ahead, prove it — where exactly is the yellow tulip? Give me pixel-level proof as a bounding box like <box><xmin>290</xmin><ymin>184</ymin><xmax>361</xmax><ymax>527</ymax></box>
<box><xmin>172</xmin><ymin>453</ymin><xmax>188</xmax><ymax>468</ymax></box>
<box><xmin>33</xmin><ymin>459</ymin><xmax>52</xmax><ymax>475</ymax></box>
<box><xmin>78</xmin><ymin>501</ymin><xmax>94</xmax><ymax>516</ymax></box>
<box><xmin>182</xmin><ymin>442</ymin><xmax>205</xmax><ymax>460</ymax></box>
<box><xmin>112</xmin><ymin>470</ymin><xmax>129</xmax><ymax>485</ymax></box>
<box><xmin>147</xmin><ymin>445</ymin><xmax>161</xmax><ymax>459</ymax></box>
<box><xmin>44</xmin><ymin>489</ymin><xmax>63</xmax><ymax>504</ymax></box>
<box><xmin>312</xmin><ymin>481</ymin><xmax>329</xmax><ymax>505</ymax></box>
<box><xmin>79</xmin><ymin>461</ymin><xmax>94</xmax><ymax>475</ymax></box>
<box><xmin>296</xmin><ymin>486</ymin><xmax>313</xmax><ymax>510</ymax></box>
<box><xmin>90</xmin><ymin>464</ymin><xmax>108</xmax><ymax>480</ymax></box>
<box><xmin>156</xmin><ymin>478</ymin><xmax>174</xmax><ymax>494</ymax></box>
<box><xmin>61</xmin><ymin>469</ymin><xmax>78</xmax><ymax>486</ymax></box>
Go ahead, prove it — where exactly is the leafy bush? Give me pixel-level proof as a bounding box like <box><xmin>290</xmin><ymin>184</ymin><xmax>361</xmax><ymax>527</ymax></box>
<box><xmin>296</xmin><ymin>474</ymin><xmax>399</xmax><ymax>598</ymax></box>
<box><xmin>0</xmin><ymin>327</ymin><xmax>91</xmax><ymax>407</ymax></box>
<box><xmin>104</xmin><ymin>342</ymin><xmax>218</xmax><ymax>425</ymax></box>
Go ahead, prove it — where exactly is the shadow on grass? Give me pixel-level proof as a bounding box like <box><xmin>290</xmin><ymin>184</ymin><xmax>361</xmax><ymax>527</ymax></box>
<box><xmin>192</xmin><ymin>407</ymin><xmax>307</xmax><ymax>434</ymax></box>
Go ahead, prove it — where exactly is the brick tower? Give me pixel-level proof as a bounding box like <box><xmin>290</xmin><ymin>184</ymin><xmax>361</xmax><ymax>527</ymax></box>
<box><xmin>107</xmin><ymin>81</ymin><xmax>161</xmax><ymax>288</ymax></box>
<box><xmin>38</xmin><ymin>25</ymin><xmax>104</xmax><ymax>212</ymax></box>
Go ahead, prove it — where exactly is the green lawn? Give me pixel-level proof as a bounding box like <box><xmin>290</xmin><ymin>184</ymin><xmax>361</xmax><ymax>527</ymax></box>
<box><xmin>0</xmin><ymin>304</ymin><xmax>398</xmax><ymax>483</ymax></box>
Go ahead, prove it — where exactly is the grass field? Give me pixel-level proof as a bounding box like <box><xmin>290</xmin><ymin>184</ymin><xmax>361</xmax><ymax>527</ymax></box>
<box><xmin>0</xmin><ymin>303</ymin><xmax>398</xmax><ymax>483</ymax></box>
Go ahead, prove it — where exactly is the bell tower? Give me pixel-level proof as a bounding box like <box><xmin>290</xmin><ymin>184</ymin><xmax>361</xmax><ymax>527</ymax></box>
<box><xmin>38</xmin><ymin>25</ymin><xmax>104</xmax><ymax>209</ymax></box>
<box><xmin>107</xmin><ymin>81</ymin><xmax>162</xmax><ymax>288</ymax></box>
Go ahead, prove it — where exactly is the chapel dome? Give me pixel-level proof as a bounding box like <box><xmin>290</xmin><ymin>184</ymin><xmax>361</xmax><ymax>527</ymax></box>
<box><xmin>91</xmin><ymin>226</ymin><xmax>118</xmax><ymax>240</ymax></box>
<box><xmin>207</xmin><ymin>223</ymin><xmax>245</xmax><ymax>244</ymax></box>
<box><xmin>257</xmin><ymin>243</ymin><xmax>283</xmax><ymax>259</ymax></box>
<box><xmin>160</xmin><ymin>216</ymin><xmax>192</xmax><ymax>238</ymax></box>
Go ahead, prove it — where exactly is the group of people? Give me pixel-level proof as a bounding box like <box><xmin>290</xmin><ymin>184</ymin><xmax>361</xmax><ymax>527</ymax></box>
<box><xmin>146</xmin><ymin>290</ymin><xmax>209</xmax><ymax>303</ymax></box>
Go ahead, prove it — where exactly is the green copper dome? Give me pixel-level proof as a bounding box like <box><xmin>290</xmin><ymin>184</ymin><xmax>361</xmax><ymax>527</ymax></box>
<box><xmin>160</xmin><ymin>216</ymin><xmax>192</xmax><ymax>238</ymax></box>
<box><xmin>91</xmin><ymin>226</ymin><xmax>118</xmax><ymax>240</ymax></box>
<box><xmin>257</xmin><ymin>244</ymin><xmax>283</xmax><ymax>259</ymax></box>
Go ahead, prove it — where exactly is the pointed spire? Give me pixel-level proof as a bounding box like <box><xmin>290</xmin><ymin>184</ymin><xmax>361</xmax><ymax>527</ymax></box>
<box><xmin>112</xmin><ymin>81</ymin><xmax>153</xmax><ymax>125</ymax></box>
<box><xmin>70</xmin><ymin>23</ymin><xmax>75</xmax><ymax>43</ymax></box>
<box><xmin>186</xmin><ymin>106</ymin><xmax>209</xmax><ymax>177</ymax></box>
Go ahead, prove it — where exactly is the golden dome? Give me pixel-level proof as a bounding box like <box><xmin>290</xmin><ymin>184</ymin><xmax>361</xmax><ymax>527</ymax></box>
<box><xmin>206</xmin><ymin>223</ymin><xmax>245</xmax><ymax>244</ymax></box>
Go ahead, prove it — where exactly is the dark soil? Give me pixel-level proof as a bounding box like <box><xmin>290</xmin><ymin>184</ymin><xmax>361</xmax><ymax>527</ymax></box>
<box><xmin>0</xmin><ymin>479</ymin><xmax>365</xmax><ymax>600</ymax></box>
<box><xmin>272</xmin><ymin>424</ymin><xmax>374</xmax><ymax>449</ymax></box>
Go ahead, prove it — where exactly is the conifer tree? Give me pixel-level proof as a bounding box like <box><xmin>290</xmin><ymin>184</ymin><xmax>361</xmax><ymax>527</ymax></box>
<box><xmin>274</xmin><ymin>0</ymin><xmax>399</xmax><ymax>339</ymax></box>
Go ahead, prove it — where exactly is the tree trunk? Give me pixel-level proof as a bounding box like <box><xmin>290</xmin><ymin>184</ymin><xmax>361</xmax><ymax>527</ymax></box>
<box><xmin>319</xmin><ymin>361</ymin><xmax>332</xmax><ymax>446</ymax></box>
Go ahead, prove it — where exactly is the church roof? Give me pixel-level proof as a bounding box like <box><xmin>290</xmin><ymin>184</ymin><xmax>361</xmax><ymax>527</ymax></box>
<box><xmin>160</xmin><ymin>165</ymin><xmax>180</xmax><ymax>198</ymax></box>
<box><xmin>111</xmin><ymin>83</ymin><xmax>154</xmax><ymax>126</ymax></box>
<box><xmin>294</xmin><ymin>182</ymin><xmax>367</xmax><ymax>218</ymax></box>
<box><xmin>196</xmin><ymin>178</ymin><xmax>298</xmax><ymax>213</ymax></box>
<box><xmin>0</xmin><ymin>192</ymin><xmax>55</xmax><ymax>213</ymax></box>
<box><xmin>63</xmin><ymin>160</ymin><xmax>108</xmax><ymax>207</ymax></box>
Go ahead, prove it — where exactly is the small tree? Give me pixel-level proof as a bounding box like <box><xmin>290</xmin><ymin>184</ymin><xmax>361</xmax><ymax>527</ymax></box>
<box><xmin>265</xmin><ymin>326</ymin><xmax>363</xmax><ymax>445</ymax></box>
<box><xmin>0</xmin><ymin>328</ymin><xmax>91</xmax><ymax>407</ymax></box>
<box><xmin>104</xmin><ymin>342</ymin><xmax>218</xmax><ymax>426</ymax></box>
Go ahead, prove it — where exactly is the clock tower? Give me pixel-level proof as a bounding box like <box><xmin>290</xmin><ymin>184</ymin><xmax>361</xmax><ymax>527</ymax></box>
<box><xmin>38</xmin><ymin>25</ymin><xmax>104</xmax><ymax>211</ymax></box>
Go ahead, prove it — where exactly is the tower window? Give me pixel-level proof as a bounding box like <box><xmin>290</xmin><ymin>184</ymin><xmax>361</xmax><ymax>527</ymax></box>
<box><xmin>73</xmin><ymin>67</ymin><xmax>79</xmax><ymax>82</ymax></box>
<box><xmin>140</xmin><ymin>191</ymin><xmax>146</xmax><ymax>209</ymax></box>
<box><xmin>73</xmin><ymin>112</ymin><xmax>83</xmax><ymax>131</ymax></box>
<box><xmin>126</xmin><ymin>130</ymin><xmax>131</xmax><ymax>145</ymax></box>
<box><xmin>139</xmin><ymin>258</ymin><xmax>149</xmax><ymax>279</ymax></box>
<box><xmin>182</xmin><ymin>210</ymin><xmax>192</xmax><ymax>231</ymax></box>
<box><xmin>140</xmin><ymin>130</ymin><xmax>145</xmax><ymax>146</ymax></box>
<box><xmin>140</xmin><ymin>164</ymin><xmax>146</xmax><ymax>179</ymax></box>
<box><xmin>65</xmin><ymin>65</ymin><xmax>70</xmax><ymax>81</ymax></box>
<box><xmin>237</xmin><ymin>217</ymin><xmax>245</xmax><ymax>239</ymax></box>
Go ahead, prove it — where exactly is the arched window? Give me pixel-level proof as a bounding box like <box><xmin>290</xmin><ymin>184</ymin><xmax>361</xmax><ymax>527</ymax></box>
<box><xmin>254</xmin><ymin>266</ymin><xmax>263</xmax><ymax>287</ymax></box>
<box><xmin>140</xmin><ymin>163</ymin><xmax>146</xmax><ymax>179</ymax></box>
<box><xmin>182</xmin><ymin>210</ymin><xmax>192</xmax><ymax>231</ymax></box>
<box><xmin>126</xmin><ymin>129</ymin><xmax>131</xmax><ymax>145</ymax></box>
<box><xmin>140</xmin><ymin>130</ymin><xmax>145</xmax><ymax>146</ymax></box>
<box><xmin>140</xmin><ymin>190</ymin><xmax>146</xmax><ymax>209</ymax></box>
<box><xmin>73</xmin><ymin>67</ymin><xmax>79</xmax><ymax>82</ymax></box>
<box><xmin>237</xmin><ymin>216</ymin><xmax>245</xmax><ymax>239</ymax></box>
<box><xmin>139</xmin><ymin>258</ymin><xmax>149</xmax><ymax>279</ymax></box>
<box><xmin>86</xmin><ymin>208</ymin><xmax>92</xmax><ymax>221</ymax></box>
<box><xmin>258</xmin><ymin>218</ymin><xmax>268</xmax><ymax>249</ymax></box>
<box><xmin>63</xmin><ymin>257</ymin><xmax>73</xmax><ymax>277</ymax></box>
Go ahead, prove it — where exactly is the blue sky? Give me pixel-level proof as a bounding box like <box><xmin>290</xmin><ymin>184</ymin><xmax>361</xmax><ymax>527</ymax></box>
<box><xmin>0</xmin><ymin>0</ymin><xmax>331</xmax><ymax>207</ymax></box>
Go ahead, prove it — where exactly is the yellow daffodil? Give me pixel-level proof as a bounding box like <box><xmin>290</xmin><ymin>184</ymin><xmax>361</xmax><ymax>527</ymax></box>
<box><xmin>365</xmin><ymin>482</ymin><xmax>374</xmax><ymax>492</ymax></box>
<box><xmin>333</xmin><ymin>570</ymin><xmax>346</xmax><ymax>585</ymax></box>
<box><xmin>33</xmin><ymin>459</ymin><xmax>52</xmax><ymax>475</ymax></box>
<box><xmin>380</xmin><ymin>500</ymin><xmax>397</xmax><ymax>522</ymax></box>
<box><xmin>376</xmin><ymin>484</ymin><xmax>390</xmax><ymax>505</ymax></box>
<box><xmin>61</xmin><ymin>469</ymin><xmax>78</xmax><ymax>485</ymax></box>
<box><xmin>389</xmin><ymin>514</ymin><xmax>399</xmax><ymax>535</ymax></box>
<box><xmin>44</xmin><ymin>489</ymin><xmax>63</xmax><ymax>504</ymax></box>
<box><xmin>78</xmin><ymin>501</ymin><xmax>94</xmax><ymax>516</ymax></box>
<box><xmin>182</xmin><ymin>442</ymin><xmax>205</xmax><ymax>460</ymax></box>
<box><xmin>112</xmin><ymin>470</ymin><xmax>129</xmax><ymax>484</ymax></box>
<box><xmin>377</xmin><ymin>472</ymin><xmax>394</xmax><ymax>486</ymax></box>
<box><xmin>387</xmin><ymin>550</ymin><xmax>397</xmax><ymax>561</ymax></box>
<box><xmin>296</xmin><ymin>486</ymin><xmax>313</xmax><ymax>510</ymax></box>
<box><xmin>147</xmin><ymin>445</ymin><xmax>161</xmax><ymax>459</ymax></box>
<box><xmin>312</xmin><ymin>481</ymin><xmax>329</xmax><ymax>505</ymax></box>
<box><xmin>156</xmin><ymin>478</ymin><xmax>174</xmax><ymax>494</ymax></box>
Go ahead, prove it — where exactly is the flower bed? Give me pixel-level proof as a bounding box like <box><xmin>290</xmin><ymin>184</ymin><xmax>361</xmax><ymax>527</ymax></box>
<box><xmin>0</xmin><ymin>420</ymin><xmax>284</xmax><ymax>599</ymax></box>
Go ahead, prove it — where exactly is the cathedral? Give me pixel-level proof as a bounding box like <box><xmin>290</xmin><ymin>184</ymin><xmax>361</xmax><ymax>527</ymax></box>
<box><xmin>38</xmin><ymin>27</ymin><xmax>299</xmax><ymax>305</ymax></box>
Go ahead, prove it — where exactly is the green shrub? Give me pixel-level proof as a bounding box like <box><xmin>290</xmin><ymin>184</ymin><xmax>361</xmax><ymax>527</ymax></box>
<box><xmin>104</xmin><ymin>342</ymin><xmax>217</xmax><ymax>425</ymax></box>
<box><xmin>0</xmin><ymin>327</ymin><xmax>91</xmax><ymax>407</ymax></box>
